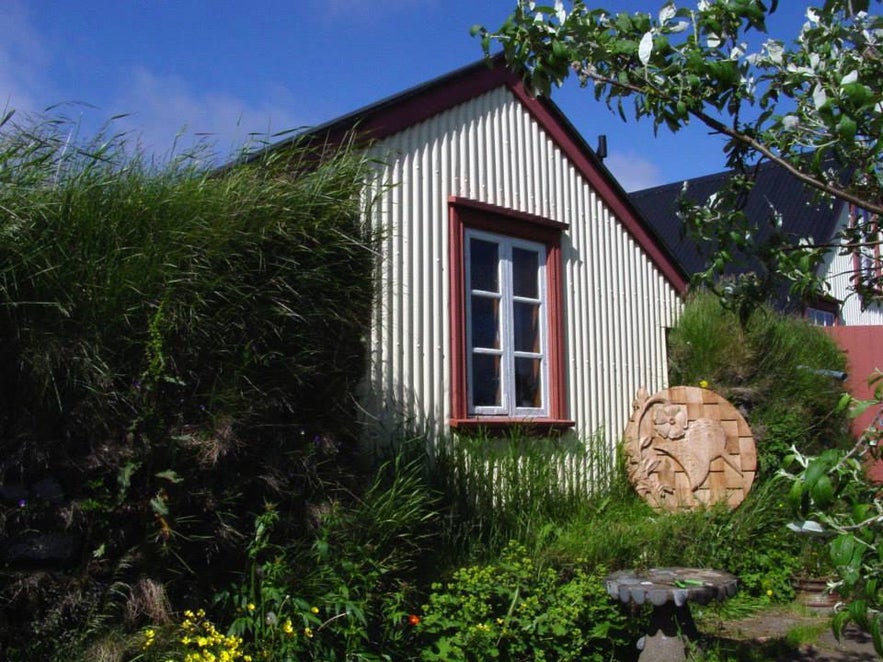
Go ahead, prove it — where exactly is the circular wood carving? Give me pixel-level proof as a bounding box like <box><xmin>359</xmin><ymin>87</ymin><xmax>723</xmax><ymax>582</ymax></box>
<box><xmin>623</xmin><ymin>386</ymin><xmax>756</xmax><ymax>511</ymax></box>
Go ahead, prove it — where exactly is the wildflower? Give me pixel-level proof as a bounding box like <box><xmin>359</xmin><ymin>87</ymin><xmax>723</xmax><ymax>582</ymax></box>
<box><xmin>304</xmin><ymin>627</ymin><xmax>314</xmax><ymax>638</ymax></box>
<box><xmin>282</xmin><ymin>619</ymin><xmax>295</xmax><ymax>636</ymax></box>
<box><xmin>698</xmin><ymin>379</ymin><xmax>709</xmax><ymax>389</ymax></box>
<box><xmin>407</xmin><ymin>613</ymin><xmax>421</xmax><ymax>626</ymax></box>
<box><xmin>310</xmin><ymin>606</ymin><xmax>320</xmax><ymax>614</ymax></box>
<box><xmin>143</xmin><ymin>628</ymin><xmax>157</xmax><ymax>649</ymax></box>
<box><xmin>246</xmin><ymin>603</ymin><xmax>256</xmax><ymax>612</ymax></box>
<box><xmin>767</xmin><ymin>589</ymin><xmax>773</xmax><ymax>597</ymax></box>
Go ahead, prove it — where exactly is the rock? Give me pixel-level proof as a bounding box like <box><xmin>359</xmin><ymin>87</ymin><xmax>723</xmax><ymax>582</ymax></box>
<box><xmin>32</xmin><ymin>477</ymin><xmax>65</xmax><ymax>504</ymax></box>
<box><xmin>4</xmin><ymin>533</ymin><xmax>80</xmax><ymax>567</ymax></box>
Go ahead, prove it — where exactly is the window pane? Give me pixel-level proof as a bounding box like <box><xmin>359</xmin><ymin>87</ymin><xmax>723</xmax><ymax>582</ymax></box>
<box><xmin>513</xmin><ymin>301</ymin><xmax>540</xmax><ymax>353</ymax></box>
<box><xmin>471</xmin><ymin>296</ymin><xmax>500</xmax><ymax>349</ymax></box>
<box><xmin>472</xmin><ymin>354</ymin><xmax>501</xmax><ymax>407</ymax></box>
<box><xmin>470</xmin><ymin>238</ymin><xmax>499</xmax><ymax>292</ymax></box>
<box><xmin>514</xmin><ymin>357</ymin><xmax>542</xmax><ymax>408</ymax></box>
<box><xmin>512</xmin><ymin>247</ymin><xmax>539</xmax><ymax>298</ymax></box>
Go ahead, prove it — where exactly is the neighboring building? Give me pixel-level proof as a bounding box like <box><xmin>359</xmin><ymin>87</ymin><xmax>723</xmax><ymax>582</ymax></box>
<box><xmin>631</xmin><ymin>161</ymin><xmax>883</xmax><ymax>435</ymax></box>
<box><xmin>630</xmin><ymin>160</ymin><xmax>883</xmax><ymax>327</ymax></box>
<box><xmin>271</xmin><ymin>57</ymin><xmax>688</xmax><ymax>446</ymax></box>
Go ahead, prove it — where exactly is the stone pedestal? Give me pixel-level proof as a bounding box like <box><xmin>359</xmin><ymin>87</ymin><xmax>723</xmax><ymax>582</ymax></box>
<box><xmin>606</xmin><ymin>567</ymin><xmax>738</xmax><ymax>662</ymax></box>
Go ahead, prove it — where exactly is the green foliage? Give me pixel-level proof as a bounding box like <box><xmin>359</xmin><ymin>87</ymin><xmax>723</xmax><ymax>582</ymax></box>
<box><xmin>668</xmin><ymin>291</ymin><xmax>851</xmax><ymax>475</ymax></box>
<box><xmin>417</xmin><ymin>541</ymin><xmax>635</xmax><ymax>661</ymax></box>
<box><xmin>431</xmin><ymin>429</ymin><xmax>613</xmax><ymax>559</ymax></box>
<box><xmin>780</xmin><ymin>374</ymin><xmax>883</xmax><ymax>654</ymax></box>
<box><xmin>479</xmin><ymin>1</ymin><xmax>883</xmax><ymax>304</ymax></box>
<box><xmin>212</xmin><ymin>444</ymin><xmax>438</xmax><ymax>661</ymax></box>
<box><xmin>547</xmin><ymin>474</ymin><xmax>802</xmax><ymax>602</ymax></box>
<box><xmin>0</xmin><ymin>112</ymin><xmax>379</xmax><ymax>656</ymax></box>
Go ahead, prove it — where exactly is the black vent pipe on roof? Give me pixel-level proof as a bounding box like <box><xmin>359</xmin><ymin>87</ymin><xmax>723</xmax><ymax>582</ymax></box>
<box><xmin>596</xmin><ymin>134</ymin><xmax>608</xmax><ymax>162</ymax></box>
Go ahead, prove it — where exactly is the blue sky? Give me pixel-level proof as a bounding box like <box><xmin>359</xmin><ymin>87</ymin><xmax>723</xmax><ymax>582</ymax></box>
<box><xmin>3</xmin><ymin>1</ymin><xmax>814</xmax><ymax>191</ymax></box>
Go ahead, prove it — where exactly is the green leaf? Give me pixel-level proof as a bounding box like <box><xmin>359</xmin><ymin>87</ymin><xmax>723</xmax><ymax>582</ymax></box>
<box><xmin>150</xmin><ymin>496</ymin><xmax>169</xmax><ymax>516</ymax></box>
<box><xmin>155</xmin><ymin>469</ymin><xmax>183</xmax><ymax>484</ymax></box>
<box><xmin>873</xmin><ymin>614</ymin><xmax>883</xmax><ymax>657</ymax></box>
<box><xmin>804</xmin><ymin>457</ymin><xmax>828</xmax><ymax>489</ymax></box>
<box><xmin>831</xmin><ymin>533</ymin><xmax>858</xmax><ymax>568</ymax></box>
<box><xmin>832</xmin><ymin>609</ymin><xmax>851</xmax><ymax>639</ymax></box>
<box><xmin>811</xmin><ymin>474</ymin><xmax>834</xmax><ymax>507</ymax></box>
<box><xmin>837</xmin><ymin>115</ymin><xmax>857</xmax><ymax>142</ymax></box>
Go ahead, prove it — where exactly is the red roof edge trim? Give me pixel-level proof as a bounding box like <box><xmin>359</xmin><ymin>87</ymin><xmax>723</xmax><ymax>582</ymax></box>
<box><xmin>504</xmin><ymin>81</ymin><xmax>689</xmax><ymax>295</ymax></box>
<box><xmin>318</xmin><ymin>58</ymin><xmax>519</xmax><ymax>148</ymax></box>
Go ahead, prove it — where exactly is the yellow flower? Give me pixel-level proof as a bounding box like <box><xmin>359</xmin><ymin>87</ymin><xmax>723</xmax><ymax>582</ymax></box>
<box><xmin>766</xmin><ymin>589</ymin><xmax>773</xmax><ymax>597</ymax></box>
<box><xmin>699</xmin><ymin>379</ymin><xmax>709</xmax><ymax>389</ymax></box>
<box><xmin>282</xmin><ymin>619</ymin><xmax>295</xmax><ymax>635</ymax></box>
<box><xmin>304</xmin><ymin>627</ymin><xmax>314</xmax><ymax>638</ymax></box>
<box><xmin>246</xmin><ymin>602</ymin><xmax>256</xmax><ymax>612</ymax></box>
<box><xmin>310</xmin><ymin>605</ymin><xmax>320</xmax><ymax>614</ymax></box>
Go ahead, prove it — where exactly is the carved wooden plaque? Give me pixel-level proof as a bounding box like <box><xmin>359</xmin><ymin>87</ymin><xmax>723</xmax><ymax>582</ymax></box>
<box><xmin>623</xmin><ymin>386</ymin><xmax>756</xmax><ymax>511</ymax></box>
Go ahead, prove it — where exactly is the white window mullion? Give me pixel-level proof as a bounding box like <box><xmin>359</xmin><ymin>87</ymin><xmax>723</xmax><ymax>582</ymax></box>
<box><xmin>499</xmin><ymin>242</ymin><xmax>515</xmax><ymax>414</ymax></box>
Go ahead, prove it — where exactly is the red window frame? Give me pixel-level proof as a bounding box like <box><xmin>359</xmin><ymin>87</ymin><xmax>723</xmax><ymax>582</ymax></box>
<box><xmin>448</xmin><ymin>197</ymin><xmax>573</xmax><ymax>433</ymax></box>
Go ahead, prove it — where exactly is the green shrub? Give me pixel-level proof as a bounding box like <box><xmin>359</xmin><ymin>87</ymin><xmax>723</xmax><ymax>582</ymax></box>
<box><xmin>417</xmin><ymin>541</ymin><xmax>636</xmax><ymax>661</ymax></box>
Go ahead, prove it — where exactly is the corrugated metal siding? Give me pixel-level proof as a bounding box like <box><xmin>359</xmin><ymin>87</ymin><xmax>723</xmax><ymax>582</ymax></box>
<box><xmin>363</xmin><ymin>86</ymin><xmax>681</xmax><ymax>446</ymax></box>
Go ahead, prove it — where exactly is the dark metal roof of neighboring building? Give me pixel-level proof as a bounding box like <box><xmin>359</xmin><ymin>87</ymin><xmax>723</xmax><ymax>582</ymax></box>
<box><xmin>629</xmin><ymin>160</ymin><xmax>845</xmax><ymax>278</ymax></box>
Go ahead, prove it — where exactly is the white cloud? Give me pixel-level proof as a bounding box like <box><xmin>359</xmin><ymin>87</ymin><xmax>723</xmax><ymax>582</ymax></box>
<box><xmin>0</xmin><ymin>1</ymin><xmax>51</xmax><ymax>115</ymax></box>
<box><xmin>604</xmin><ymin>150</ymin><xmax>664</xmax><ymax>192</ymax></box>
<box><xmin>111</xmin><ymin>67</ymin><xmax>306</xmax><ymax>162</ymax></box>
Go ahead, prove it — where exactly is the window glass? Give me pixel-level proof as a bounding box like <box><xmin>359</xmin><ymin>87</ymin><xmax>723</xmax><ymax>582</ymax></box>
<box><xmin>471</xmin><ymin>296</ymin><xmax>500</xmax><ymax>349</ymax></box>
<box><xmin>514</xmin><ymin>357</ymin><xmax>542</xmax><ymax>408</ymax></box>
<box><xmin>472</xmin><ymin>354</ymin><xmax>501</xmax><ymax>407</ymax></box>
<box><xmin>513</xmin><ymin>301</ymin><xmax>540</xmax><ymax>353</ymax></box>
<box><xmin>512</xmin><ymin>247</ymin><xmax>539</xmax><ymax>298</ymax></box>
<box><xmin>469</xmin><ymin>238</ymin><xmax>499</xmax><ymax>292</ymax></box>
<box><xmin>806</xmin><ymin>307</ymin><xmax>836</xmax><ymax>327</ymax></box>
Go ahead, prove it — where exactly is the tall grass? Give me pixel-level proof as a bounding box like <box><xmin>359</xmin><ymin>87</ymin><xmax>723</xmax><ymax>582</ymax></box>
<box><xmin>0</xmin><ymin>114</ymin><xmax>378</xmax><ymax>442</ymax></box>
<box><xmin>0</xmin><ymin>111</ymin><xmax>381</xmax><ymax>658</ymax></box>
<box><xmin>431</xmin><ymin>429</ymin><xmax>615</xmax><ymax>559</ymax></box>
<box><xmin>668</xmin><ymin>291</ymin><xmax>851</xmax><ymax>475</ymax></box>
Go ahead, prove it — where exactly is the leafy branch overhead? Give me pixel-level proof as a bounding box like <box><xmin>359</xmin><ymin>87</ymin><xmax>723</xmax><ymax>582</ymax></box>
<box><xmin>475</xmin><ymin>0</ymin><xmax>883</xmax><ymax>306</ymax></box>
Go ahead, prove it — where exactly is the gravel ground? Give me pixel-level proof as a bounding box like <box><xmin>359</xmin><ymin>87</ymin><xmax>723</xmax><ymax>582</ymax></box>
<box><xmin>702</xmin><ymin>607</ymin><xmax>880</xmax><ymax>661</ymax></box>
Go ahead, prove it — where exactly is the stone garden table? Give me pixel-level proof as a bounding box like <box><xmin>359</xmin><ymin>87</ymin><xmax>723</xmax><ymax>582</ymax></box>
<box><xmin>605</xmin><ymin>567</ymin><xmax>738</xmax><ymax>662</ymax></box>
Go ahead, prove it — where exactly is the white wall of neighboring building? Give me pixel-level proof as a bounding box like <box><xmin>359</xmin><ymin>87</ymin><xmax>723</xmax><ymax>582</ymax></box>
<box><xmin>818</xmin><ymin>204</ymin><xmax>883</xmax><ymax>326</ymax></box>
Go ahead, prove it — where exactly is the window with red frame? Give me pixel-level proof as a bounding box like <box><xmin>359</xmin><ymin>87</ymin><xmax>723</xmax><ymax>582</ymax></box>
<box><xmin>449</xmin><ymin>198</ymin><xmax>571</xmax><ymax>430</ymax></box>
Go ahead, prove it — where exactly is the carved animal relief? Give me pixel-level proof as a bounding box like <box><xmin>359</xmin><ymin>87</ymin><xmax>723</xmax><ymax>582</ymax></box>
<box><xmin>623</xmin><ymin>386</ymin><xmax>756</xmax><ymax>510</ymax></box>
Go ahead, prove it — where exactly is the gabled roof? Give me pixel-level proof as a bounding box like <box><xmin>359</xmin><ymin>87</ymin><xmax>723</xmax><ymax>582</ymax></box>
<box><xmin>630</xmin><ymin>160</ymin><xmax>843</xmax><ymax>278</ymax></box>
<box><xmin>252</xmin><ymin>56</ymin><xmax>688</xmax><ymax>293</ymax></box>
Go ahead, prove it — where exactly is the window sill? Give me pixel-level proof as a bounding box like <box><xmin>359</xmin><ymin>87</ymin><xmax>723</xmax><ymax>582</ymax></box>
<box><xmin>449</xmin><ymin>417</ymin><xmax>575</xmax><ymax>435</ymax></box>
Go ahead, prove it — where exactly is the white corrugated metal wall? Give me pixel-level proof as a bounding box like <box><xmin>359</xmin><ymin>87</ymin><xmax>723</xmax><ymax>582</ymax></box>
<box><xmin>361</xmin><ymin>87</ymin><xmax>682</xmax><ymax>450</ymax></box>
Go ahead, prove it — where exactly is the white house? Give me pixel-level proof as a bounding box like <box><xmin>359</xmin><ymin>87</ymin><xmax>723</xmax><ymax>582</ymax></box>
<box><xmin>280</xmin><ymin>58</ymin><xmax>688</xmax><ymax>448</ymax></box>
